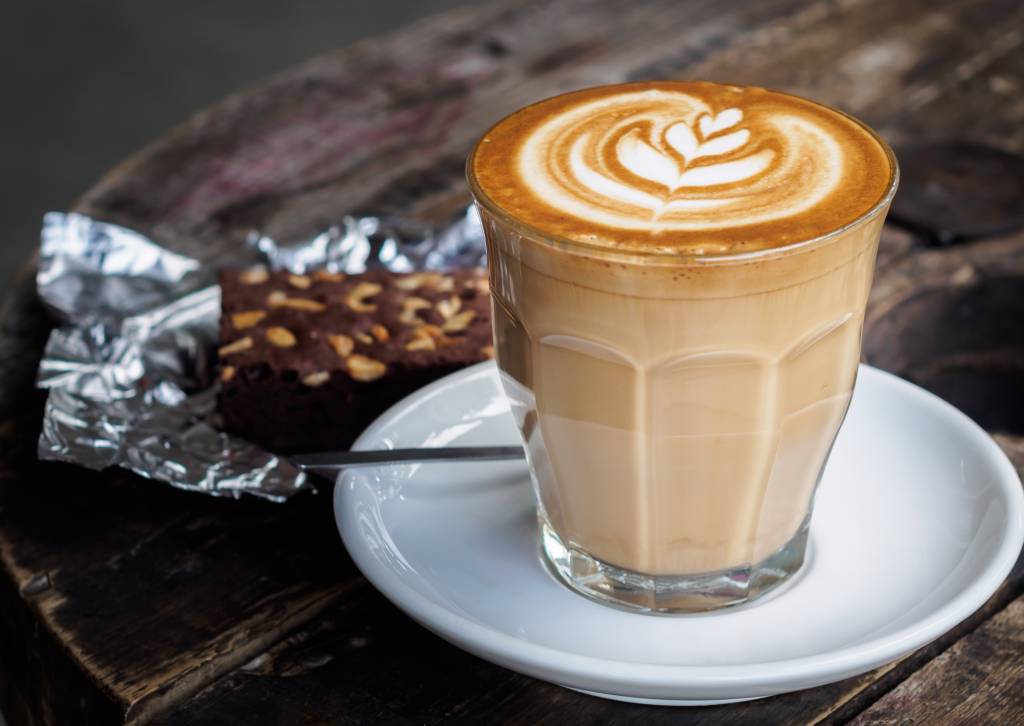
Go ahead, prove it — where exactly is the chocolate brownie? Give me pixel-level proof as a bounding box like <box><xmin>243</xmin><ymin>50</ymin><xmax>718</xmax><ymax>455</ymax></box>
<box><xmin>217</xmin><ymin>267</ymin><xmax>493</xmax><ymax>453</ymax></box>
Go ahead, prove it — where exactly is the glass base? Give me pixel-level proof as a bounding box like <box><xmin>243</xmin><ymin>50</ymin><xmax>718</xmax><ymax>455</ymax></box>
<box><xmin>540</xmin><ymin>516</ymin><xmax>810</xmax><ymax>614</ymax></box>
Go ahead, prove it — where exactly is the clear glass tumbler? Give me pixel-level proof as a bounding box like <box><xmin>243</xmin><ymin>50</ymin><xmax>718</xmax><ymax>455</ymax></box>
<box><xmin>468</xmin><ymin>109</ymin><xmax>897</xmax><ymax>614</ymax></box>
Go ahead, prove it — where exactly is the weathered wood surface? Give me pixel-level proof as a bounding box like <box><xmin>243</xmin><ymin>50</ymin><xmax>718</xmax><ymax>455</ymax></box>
<box><xmin>171</xmin><ymin>575</ymin><xmax>1024</xmax><ymax>726</ymax></box>
<box><xmin>1</xmin><ymin>0</ymin><xmax>1023</xmax><ymax>723</ymax></box>
<box><xmin>851</xmin><ymin>598</ymin><xmax>1024</xmax><ymax>725</ymax></box>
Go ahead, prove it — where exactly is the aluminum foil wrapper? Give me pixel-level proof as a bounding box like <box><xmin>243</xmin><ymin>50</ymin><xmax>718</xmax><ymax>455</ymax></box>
<box><xmin>36</xmin><ymin>207</ymin><xmax>486</xmax><ymax>500</ymax></box>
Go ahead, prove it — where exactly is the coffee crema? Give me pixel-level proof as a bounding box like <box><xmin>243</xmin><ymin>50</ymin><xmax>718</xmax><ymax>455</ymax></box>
<box><xmin>470</xmin><ymin>81</ymin><xmax>893</xmax><ymax>254</ymax></box>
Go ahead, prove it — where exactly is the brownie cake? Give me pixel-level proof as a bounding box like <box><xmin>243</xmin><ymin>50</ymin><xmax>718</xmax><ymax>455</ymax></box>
<box><xmin>217</xmin><ymin>267</ymin><xmax>493</xmax><ymax>453</ymax></box>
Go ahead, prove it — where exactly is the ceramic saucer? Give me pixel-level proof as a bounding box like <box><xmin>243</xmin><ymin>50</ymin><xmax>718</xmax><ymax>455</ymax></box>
<box><xmin>334</xmin><ymin>363</ymin><xmax>1023</xmax><ymax>705</ymax></box>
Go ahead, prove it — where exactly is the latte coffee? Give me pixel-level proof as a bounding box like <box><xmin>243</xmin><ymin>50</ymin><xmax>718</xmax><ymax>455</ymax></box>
<box><xmin>468</xmin><ymin>82</ymin><xmax>897</xmax><ymax>612</ymax></box>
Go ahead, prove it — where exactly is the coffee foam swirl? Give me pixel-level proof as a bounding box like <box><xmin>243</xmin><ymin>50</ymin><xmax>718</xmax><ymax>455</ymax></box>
<box><xmin>470</xmin><ymin>82</ymin><xmax>894</xmax><ymax>255</ymax></box>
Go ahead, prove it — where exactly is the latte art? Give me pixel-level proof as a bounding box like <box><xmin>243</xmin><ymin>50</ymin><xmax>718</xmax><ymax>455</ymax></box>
<box><xmin>471</xmin><ymin>82</ymin><xmax>893</xmax><ymax>254</ymax></box>
<box><xmin>614</xmin><ymin>107</ymin><xmax>768</xmax><ymax>191</ymax></box>
<box><xmin>521</xmin><ymin>92</ymin><xmax>847</xmax><ymax>231</ymax></box>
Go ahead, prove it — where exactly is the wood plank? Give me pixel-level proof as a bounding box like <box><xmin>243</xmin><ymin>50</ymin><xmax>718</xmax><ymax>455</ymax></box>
<box><xmin>68</xmin><ymin>0</ymin><xmax>824</xmax><ymax>246</ymax></box>
<box><xmin>172</xmin><ymin>557</ymin><xmax>1024</xmax><ymax>725</ymax></box>
<box><xmin>850</xmin><ymin>596</ymin><xmax>1024</xmax><ymax>725</ymax></box>
<box><xmin>865</xmin><ymin>228</ymin><xmax>1024</xmax><ymax>436</ymax></box>
<box><xmin>73</xmin><ymin>0</ymin><xmax>1024</xmax><ymax>258</ymax></box>
<box><xmin>0</xmin><ymin>460</ymin><xmax>359</xmax><ymax>723</ymax></box>
<box><xmin>686</xmin><ymin>0</ymin><xmax>1024</xmax><ymax>149</ymax></box>
<box><xmin>0</xmin><ymin>269</ymin><xmax>126</xmax><ymax>725</ymax></box>
<box><xmin>0</xmin><ymin>269</ymin><xmax>363</xmax><ymax>723</ymax></box>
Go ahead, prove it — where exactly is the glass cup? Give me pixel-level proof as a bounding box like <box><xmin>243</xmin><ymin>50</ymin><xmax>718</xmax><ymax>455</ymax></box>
<box><xmin>467</xmin><ymin>106</ymin><xmax>898</xmax><ymax>613</ymax></box>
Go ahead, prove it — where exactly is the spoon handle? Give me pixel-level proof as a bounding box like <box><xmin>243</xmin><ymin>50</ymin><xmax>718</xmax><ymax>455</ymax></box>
<box><xmin>291</xmin><ymin>446</ymin><xmax>526</xmax><ymax>473</ymax></box>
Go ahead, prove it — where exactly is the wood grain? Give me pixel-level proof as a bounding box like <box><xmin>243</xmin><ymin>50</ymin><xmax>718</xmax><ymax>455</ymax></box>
<box><xmin>0</xmin><ymin>463</ymin><xmax>358</xmax><ymax>723</ymax></box>
<box><xmin>74</xmin><ymin>0</ymin><xmax>1024</xmax><ymax>254</ymax></box>
<box><xmin>0</xmin><ymin>272</ymin><xmax>360</xmax><ymax>722</ymax></box>
<box><xmin>170</xmin><ymin>566</ymin><xmax>1024</xmax><ymax>726</ymax></box>
<box><xmin>74</xmin><ymin>0</ymin><xmax>813</xmax><ymax>249</ymax></box>
<box><xmin>850</xmin><ymin>596</ymin><xmax>1024</xmax><ymax>725</ymax></box>
<box><xmin>864</xmin><ymin>229</ymin><xmax>1024</xmax><ymax>436</ymax></box>
<box><xmin>1</xmin><ymin>0</ymin><xmax>1023</xmax><ymax>723</ymax></box>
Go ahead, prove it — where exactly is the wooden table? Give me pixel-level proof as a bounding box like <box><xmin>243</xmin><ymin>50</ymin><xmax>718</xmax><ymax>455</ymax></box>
<box><xmin>3</xmin><ymin>0</ymin><xmax>1023</xmax><ymax>723</ymax></box>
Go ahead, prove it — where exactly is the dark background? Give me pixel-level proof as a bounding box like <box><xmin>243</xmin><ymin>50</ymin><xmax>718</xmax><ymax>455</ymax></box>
<box><xmin>1</xmin><ymin>0</ymin><xmax>469</xmax><ymax>285</ymax></box>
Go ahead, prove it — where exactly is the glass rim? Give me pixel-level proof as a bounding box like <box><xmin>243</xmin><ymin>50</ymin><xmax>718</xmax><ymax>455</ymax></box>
<box><xmin>465</xmin><ymin>82</ymin><xmax>900</xmax><ymax>266</ymax></box>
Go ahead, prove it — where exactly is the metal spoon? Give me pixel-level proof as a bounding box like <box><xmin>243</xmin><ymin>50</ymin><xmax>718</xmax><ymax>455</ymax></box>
<box><xmin>291</xmin><ymin>446</ymin><xmax>526</xmax><ymax>477</ymax></box>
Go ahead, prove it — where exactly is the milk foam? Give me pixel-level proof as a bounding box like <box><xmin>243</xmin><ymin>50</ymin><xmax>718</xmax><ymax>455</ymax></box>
<box><xmin>471</xmin><ymin>82</ymin><xmax>893</xmax><ymax>253</ymax></box>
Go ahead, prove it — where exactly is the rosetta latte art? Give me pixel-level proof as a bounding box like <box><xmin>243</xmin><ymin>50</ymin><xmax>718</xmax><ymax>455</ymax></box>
<box><xmin>519</xmin><ymin>90</ymin><xmax>844</xmax><ymax>232</ymax></box>
<box><xmin>471</xmin><ymin>82</ymin><xmax>894</xmax><ymax>251</ymax></box>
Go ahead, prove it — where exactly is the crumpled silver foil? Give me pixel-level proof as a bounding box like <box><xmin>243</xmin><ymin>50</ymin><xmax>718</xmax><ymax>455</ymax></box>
<box><xmin>36</xmin><ymin>207</ymin><xmax>486</xmax><ymax>500</ymax></box>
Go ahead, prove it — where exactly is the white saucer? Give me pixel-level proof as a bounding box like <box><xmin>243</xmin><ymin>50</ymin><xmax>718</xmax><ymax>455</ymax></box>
<box><xmin>334</xmin><ymin>363</ymin><xmax>1023</xmax><ymax>705</ymax></box>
